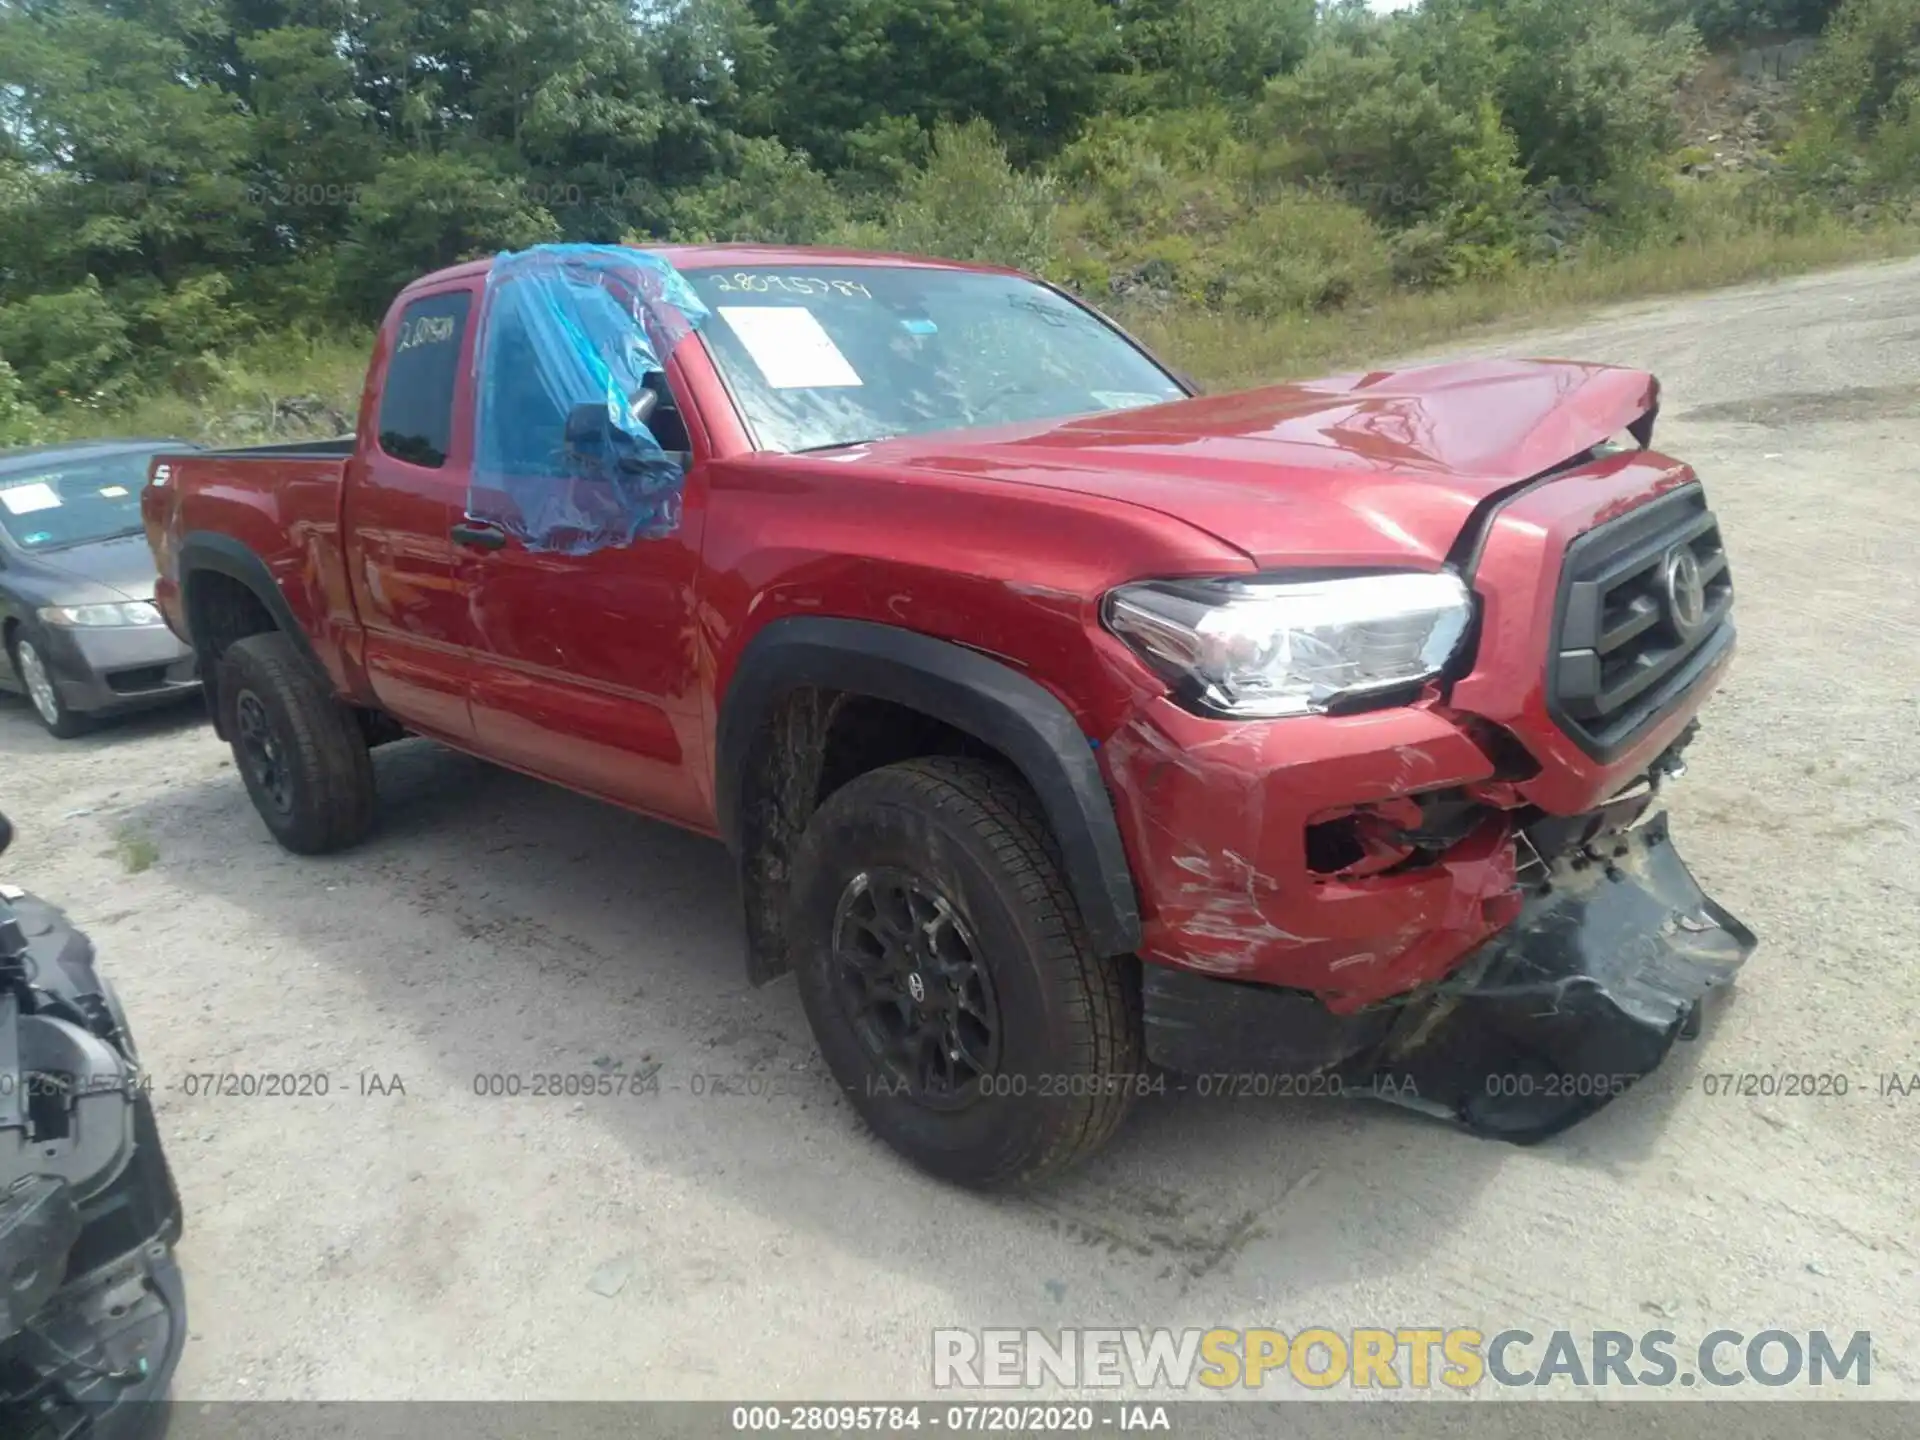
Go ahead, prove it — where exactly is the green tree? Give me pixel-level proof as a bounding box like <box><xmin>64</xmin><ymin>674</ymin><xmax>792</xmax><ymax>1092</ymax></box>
<box><xmin>1476</xmin><ymin>0</ymin><xmax>1703</xmax><ymax>192</ymax></box>
<box><xmin>334</xmin><ymin>153</ymin><xmax>561</xmax><ymax>315</ymax></box>
<box><xmin>739</xmin><ymin>0</ymin><xmax>1122</xmax><ymax>173</ymax></box>
<box><xmin>0</xmin><ymin>2</ymin><xmax>257</xmax><ymax>291</ymax></box>
<box><xmin>1799</xmin><ymin>0</ymin><xmax>1920</xmax><ymax>139</ymax></box>
<box><xmin>1110</xmin><ymin>0</ymin><xmax>1317</xmax><ymax>106</ymax></box>
<box><xmin>1677</xmin><ymin>0</ymin><xmax>1842</xmax><ymax>44</ymax></box>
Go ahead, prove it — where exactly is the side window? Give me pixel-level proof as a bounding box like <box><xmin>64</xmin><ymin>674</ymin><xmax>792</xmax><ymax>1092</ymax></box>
<box><xmin>377</xmin><ymin>292</ymin><xmax>471</xmax><ymax>468</ymax></box>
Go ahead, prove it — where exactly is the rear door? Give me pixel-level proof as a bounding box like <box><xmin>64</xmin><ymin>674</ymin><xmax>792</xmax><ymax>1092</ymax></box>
<box><xmin>343</xmin><ymin>286</ymin><xmax>482</xmax><ymax>742</ymax></box>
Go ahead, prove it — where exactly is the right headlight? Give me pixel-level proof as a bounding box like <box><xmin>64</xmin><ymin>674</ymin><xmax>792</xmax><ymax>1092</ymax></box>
<box><xmin>38</xmin><ymin>601</ymin><xmax>165</xmax><ymax>628</ymax></box>
<box><xmin>1104</xmin><ymin>571</ymin><xmax>1473</xmax><ymax>718</ymax></box>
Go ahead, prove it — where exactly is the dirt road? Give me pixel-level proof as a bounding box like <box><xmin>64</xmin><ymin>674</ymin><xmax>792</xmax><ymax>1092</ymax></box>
<box><xmin>3</xmin><ymin>257</ymin><xmax>1916</xmax><ymax>1403</ymax></box>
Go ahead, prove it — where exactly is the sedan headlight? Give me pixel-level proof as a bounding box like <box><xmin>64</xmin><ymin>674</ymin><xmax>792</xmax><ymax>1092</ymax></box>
<box><xmin>38</xmin><ymin>601</ymin><xmax>165</xmax><ymax>628</ymax></box>
<box><xmin>1105</xmin><ymin>571</ymin><xmax>1472</xmax><ymax>718</ymax></box>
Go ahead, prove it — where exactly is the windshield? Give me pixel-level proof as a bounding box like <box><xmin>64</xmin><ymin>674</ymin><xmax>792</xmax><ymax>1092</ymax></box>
<box><xmin>0</xmin><ymin>451</ymin><xmax>156</xmax><ymax>551</ymax></box>
<box><xmin>684</xmin><ymin>266</ymin><xmax>1186</xmax><ymax>454</ymax></box>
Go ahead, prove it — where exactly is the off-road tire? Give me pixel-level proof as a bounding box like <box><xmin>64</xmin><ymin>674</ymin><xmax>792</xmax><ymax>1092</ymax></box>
<box><xmin>219</xmin><ymin>632</ymin><xmax>375</xmax><ymax>854</ymax></box>
<box><xmin>790</xmin><ymin>756</ymin><xmax>1143</xmax><ymax>1188</ymax></box>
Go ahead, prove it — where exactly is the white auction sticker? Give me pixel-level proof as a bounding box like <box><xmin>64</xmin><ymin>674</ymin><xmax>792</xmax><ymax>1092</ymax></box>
<box><xmin>718</xmin><ymin>306</ymin><xmax>863</xmax><ymax>389</ymax></box>
<box><xmin>0</xmin><ymin>482</ymin><xmax>62</xmax><ymax>515</ymax></box>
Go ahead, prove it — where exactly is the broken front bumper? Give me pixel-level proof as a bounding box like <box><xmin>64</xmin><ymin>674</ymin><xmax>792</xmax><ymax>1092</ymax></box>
<box><xmin>1143</xmin><ymin>809</ymin><xmax>1756</xmax><ymax>1143</ymax></box>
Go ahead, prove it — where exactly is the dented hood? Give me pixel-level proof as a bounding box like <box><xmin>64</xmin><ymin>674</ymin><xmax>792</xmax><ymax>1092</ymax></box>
<box><xmin>850</xmin><ymin>359</ymin><xmax>1660</xmax><ymax>567</ymax></box>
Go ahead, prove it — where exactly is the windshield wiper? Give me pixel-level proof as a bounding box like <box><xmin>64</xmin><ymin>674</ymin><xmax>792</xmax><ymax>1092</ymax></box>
<box><xmin>788</xmin><ymin>434</ymin><xmax>899</xmax><ymax>455</ymax></box>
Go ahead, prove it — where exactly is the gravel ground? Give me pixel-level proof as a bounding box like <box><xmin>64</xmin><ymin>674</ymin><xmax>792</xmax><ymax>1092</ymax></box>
<box><xmin>2</xmin><ymin>257</ymin><xmax>1916</xmax><ymax>1406</ymax></box>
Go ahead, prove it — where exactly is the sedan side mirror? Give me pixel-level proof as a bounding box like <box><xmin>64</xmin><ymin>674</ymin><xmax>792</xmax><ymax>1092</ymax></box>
<box><xmin>0</xmin><ymin>811</ymin><xmax>12</xmax><ymax>859</ymax></box>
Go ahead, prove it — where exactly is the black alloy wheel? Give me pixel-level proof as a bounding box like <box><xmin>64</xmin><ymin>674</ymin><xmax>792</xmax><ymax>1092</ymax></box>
<box><xmin>830</xmin><ymin>867</ymin><xmax>1002</xmax><ymax>1111</ymax></box>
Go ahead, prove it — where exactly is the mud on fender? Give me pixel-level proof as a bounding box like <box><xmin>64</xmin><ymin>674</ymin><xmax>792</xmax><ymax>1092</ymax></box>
<box><xmin>1354</xmin><ymin>810</ymin><xmax>1756</xmax><ymax>1144</ymax></box>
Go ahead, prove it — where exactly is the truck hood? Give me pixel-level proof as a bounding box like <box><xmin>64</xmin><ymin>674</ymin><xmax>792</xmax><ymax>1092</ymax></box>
<box><xmin>839</xmin><ymin>359</ymin><xmax>1660</xmax><ymax>567</ymax></box>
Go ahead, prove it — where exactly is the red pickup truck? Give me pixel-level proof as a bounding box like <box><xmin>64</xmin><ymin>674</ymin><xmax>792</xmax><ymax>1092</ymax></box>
<box><xmin>143</xmin><ymin>243</ymin><xmax>1753</xmax><ymax>1186</ymax></box>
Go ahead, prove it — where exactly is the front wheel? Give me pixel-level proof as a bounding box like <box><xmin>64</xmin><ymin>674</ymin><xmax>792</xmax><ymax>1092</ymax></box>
<box><xmin>790</xmin><ymin>757</ymin><xmax>1142</xmax><ymax>1188</ymax></box>
<box><xmin>218</xmin><ymin>632</ymin><xmax>376</xmax><ymax>854</ymax></box>
<box><xmin>10</xmin><ymin>633</ymin><xmax>89</xmax><ymax>739</ymax></box>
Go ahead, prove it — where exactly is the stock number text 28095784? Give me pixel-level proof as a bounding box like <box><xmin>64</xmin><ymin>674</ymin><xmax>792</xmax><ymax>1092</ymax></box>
<box><xmin>708</xmin><ymin>273</ymin><xmax>873</xmax><ymax>299</ymax></box>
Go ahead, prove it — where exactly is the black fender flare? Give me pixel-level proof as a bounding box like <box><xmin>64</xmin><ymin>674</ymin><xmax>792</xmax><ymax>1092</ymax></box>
<box><xmin>177</xmin><ymin>534</ymin><xmax>316</xmax><ymax>661</ymax></box>
<box><xmin>716</xmin><ymin>617</ymin><xmax>1142</xmax><ymax>958</ymax></box>
<box><xmin>177</xmin><ymin>533</ymin><xmax>324</xmax><ymax>737</ymax></box>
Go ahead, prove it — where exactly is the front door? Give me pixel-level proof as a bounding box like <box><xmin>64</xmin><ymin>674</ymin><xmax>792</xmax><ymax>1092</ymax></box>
<box><xmin>460</xmin><ymin>360</ymin><xmax>711</xmax><ymax>826</ymax></box>
<box><xmin>343</xmin><ymin>287</ymin><xmax>481</xmax><ymax>742</ymax></box>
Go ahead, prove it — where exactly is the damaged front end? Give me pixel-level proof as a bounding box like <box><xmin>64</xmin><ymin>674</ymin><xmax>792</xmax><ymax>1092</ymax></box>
<box><xmin>1143</xmin><ymin>763</ymin><xmax>1756</xmax><ymax>1143</ymax></box>
<box><xmin>0</xmin><ymin>813</ymin><xmax>186</xmax><ymax>1440</ymax></box>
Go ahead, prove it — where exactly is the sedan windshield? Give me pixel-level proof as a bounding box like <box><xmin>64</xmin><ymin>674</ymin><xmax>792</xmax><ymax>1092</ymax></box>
<box><xmin>0</xmin><ymin>452</ymin><xmax>155</xmax><ymax>551</ymax></box>
<box><xmin>685</xmin><ymin>266</ymin><xmax>1186</xmax><ymax>454</ymax></box>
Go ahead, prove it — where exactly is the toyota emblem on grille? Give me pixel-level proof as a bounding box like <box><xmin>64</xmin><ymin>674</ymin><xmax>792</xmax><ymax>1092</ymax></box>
<box><xmin>1663</xmin><ymin>546</ymin><xmax>1707</xmax><ymax>638</ymax></box>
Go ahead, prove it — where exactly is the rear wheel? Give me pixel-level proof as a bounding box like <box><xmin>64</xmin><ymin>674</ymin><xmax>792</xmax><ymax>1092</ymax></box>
<box><xmin>9</xmin><ymin>633</ymin><xmax>89</xmax><ymax>739</ymax></box>
<box><xmin>790</xmin><ymin>757</ymin><xmax>1142</xmax><ymax>1188</ymax></box>
<box><xmin>219</xmin><ymin>632</ymin><xmax>375</xmax><ymax>854</ymax></box>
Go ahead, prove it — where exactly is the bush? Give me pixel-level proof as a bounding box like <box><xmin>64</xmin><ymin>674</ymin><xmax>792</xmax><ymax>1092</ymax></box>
<box><xmin>0</xmin><ymin>358</ymin><xmax>48</xmax><ymax>447</ymax></box>
<box><xmin>1255</xmin><ymin>30</ymin><xmax>1538</xmax><ymax>283</ymax></box>
<box><xmin>1259</xmin><ymin>45</ymin><xmax>1488</xmax><ymax>227</ymax></box>
<box><xmin>1786</xmin><ymin>0</ymin><xmax>1920</xmax><ymax>207</ymax></box>
<box><xmin>1799</xmin><ymin>0</ymin><xmax>1920</xmax><ymax>141</ymax></box>
<box><xmin>1492</xmin><ymin>0</ymin><xmax>1705</xmax><ymax>193</ymax></box>
<box><xmin>1049</xmin><ymin>111</ymin><xmax>1392</xmax><ymax>316</ymax></box>
<box><xmin>0</xmin><ymin>279</ymin><xmax>135</xmax><ymax>408</ymax></box>
<box><xmin>1213</xmin><ymin>194</ymin><xmax>1393</xmax><ymax>313</ymax></box>
<box><xmin>667</xmin><ymin>138</ymin><xmax>848</xmax><ymax>244</ymax></box>
<box><xmin>855</xmin><ymin>120</ymin><xmax>1059</xmax><ymax>274</ymax></box>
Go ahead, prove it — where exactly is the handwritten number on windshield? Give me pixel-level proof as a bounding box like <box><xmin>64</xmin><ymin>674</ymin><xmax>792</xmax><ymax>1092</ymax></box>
<box><xmin>710</xmin><ymin>273</ymin><xmax>873</xmax><ymax>299</ymax></box>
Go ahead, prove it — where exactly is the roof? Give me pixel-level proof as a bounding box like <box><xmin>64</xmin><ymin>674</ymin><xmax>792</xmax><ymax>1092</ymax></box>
<box><xmin>0</xmin><ymin>438</ymin><xmax>194</xmax><ymax>473</ymax></box>
<box><xmin>404</xmin><ymin>244</ymin><xmax>1023</xmax><ymax>295</ymax></box>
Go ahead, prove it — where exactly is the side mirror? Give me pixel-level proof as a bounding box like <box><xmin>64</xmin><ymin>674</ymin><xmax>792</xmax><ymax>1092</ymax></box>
<box><xmin>564</xmin><ymin>402</ymin><xmax>613</xmax><ymax>455</ymax></box>
<box><xmin>0</xmin><ymin>811</ymin><xmax>12</xmax><ymax>859</ymax></box>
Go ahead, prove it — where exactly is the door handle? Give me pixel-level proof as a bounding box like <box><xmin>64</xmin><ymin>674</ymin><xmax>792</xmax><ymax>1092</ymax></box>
<box><xmin>451</xmin><ymin>520</ymin><xmax>508</xmax><ymax>550</ymax></box>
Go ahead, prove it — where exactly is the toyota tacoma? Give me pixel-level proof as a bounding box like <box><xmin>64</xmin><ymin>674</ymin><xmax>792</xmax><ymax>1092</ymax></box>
<box><xmin>140</xmin><ymin>243</ymin><xmax>1754</xmax><ymax>1187</ymax></box>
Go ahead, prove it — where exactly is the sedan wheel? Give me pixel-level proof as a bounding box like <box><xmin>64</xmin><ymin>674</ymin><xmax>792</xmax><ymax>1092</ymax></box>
<box><xmin>11</xmin><ymin>636</ymin><xmax>88</xmax><ymax>739</ymax></box>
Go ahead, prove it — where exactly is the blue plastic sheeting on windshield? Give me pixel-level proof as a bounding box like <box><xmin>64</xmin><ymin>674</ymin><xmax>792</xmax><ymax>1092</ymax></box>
<box><xmin>469</xmin><ymin>244</ymin><xmax>709</xmax><ymax>554</ymax></box>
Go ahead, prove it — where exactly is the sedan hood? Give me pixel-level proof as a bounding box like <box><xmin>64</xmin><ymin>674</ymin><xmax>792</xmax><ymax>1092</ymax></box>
<box><xmin>13</xmin><ymin>533</ymin><xmax>159</xmax><ymax>604</ymax></box>
<box><xmin>841</xmin><ymin>359</ymin><xmax>1660</xmax><ymax>567</ymax></box>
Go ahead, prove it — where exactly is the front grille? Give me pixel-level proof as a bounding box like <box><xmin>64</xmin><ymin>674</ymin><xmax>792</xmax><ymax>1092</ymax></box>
<box><xmin>105</xmin><ymin>665</ymin><xmax>169</xmax><ymax>695</ymax></box>
<box><xmin>1549</xmin><ymin>484</ymin><xmax>1734</xmax><ymax>759</ymax></box>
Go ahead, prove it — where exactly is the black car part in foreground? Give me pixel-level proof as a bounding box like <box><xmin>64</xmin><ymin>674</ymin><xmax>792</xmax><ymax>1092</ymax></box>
<box><xmin>0</xmin><ymin>811</ymin><xmax>186</xmax><ymax>1439</ymax></box>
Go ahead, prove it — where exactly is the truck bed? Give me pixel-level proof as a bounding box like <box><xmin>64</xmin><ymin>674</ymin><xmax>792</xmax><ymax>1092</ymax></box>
<box><xmin>143</xmin><ymin>444</ymin><xmax>361</xmax><ymax>702</ymax></box>
<box><xmin>181</xmin><ymin>436</ymin><xmax>356</xmax><ymax>459</ymax></box>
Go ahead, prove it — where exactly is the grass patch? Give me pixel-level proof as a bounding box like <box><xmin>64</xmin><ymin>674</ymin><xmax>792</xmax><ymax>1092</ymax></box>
<box><xmin>40</xmin><ymin>329</ymin><xmax>373</xmax><ymax>448</ymax></box>
<box><xmin>1133</xmin><ymin>217</ymin><xmax>1920</xmax><ymax>389</ymax></box>
<box><xmin>112</xmin><ymin>825</ymin><xmax>160</xmax><ymax>874</ymax></box>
